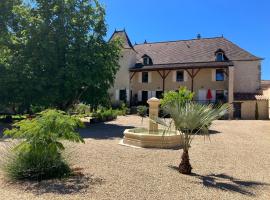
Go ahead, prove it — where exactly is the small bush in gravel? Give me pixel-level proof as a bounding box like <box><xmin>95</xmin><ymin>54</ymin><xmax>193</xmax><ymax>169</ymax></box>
<box><xmin>2</xmin><ymin>109</ymin><xmax>84</xmax><ymax>181</ymax></box>
<box><xmin>92</xmin><ymin>108</ymin><xmax>117</xmax><ymax>122</ymax></box>
<box><xmin>137</xmin><ymin>106</ymin><xmax>147</xmax><ymax>124</ymax></box>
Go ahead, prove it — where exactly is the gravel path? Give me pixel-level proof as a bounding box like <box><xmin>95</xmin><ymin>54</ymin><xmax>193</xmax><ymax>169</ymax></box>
<box><xmin>0</xmin><ymin>116</ymin><xmax>270</xmax><ymax>200</ymax></box>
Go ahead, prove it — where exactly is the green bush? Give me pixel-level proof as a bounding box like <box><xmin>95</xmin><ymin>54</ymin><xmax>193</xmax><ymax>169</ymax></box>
<box><xmin>161</xmin><ymin>87</ymin><xmax>194</xmax><ymax>108</ymax></box>
<box><xmin>2</xmin><ymin>109</ymin><xmax>84</xmax><ymax>181</ymax></box>
<box><xmin>137</xmin><ymin>105</ymin><xmax>147</xmax><ymax>118</ymax></box>
<box><xmin>92</xmin><ymin>108</ymin><xmax>117</xmax><ymax>122</ymax></box>
<box><xmin>68</xmin><ymin>103</ymin><xmax>91</xmax><ymax>116</ymax></box>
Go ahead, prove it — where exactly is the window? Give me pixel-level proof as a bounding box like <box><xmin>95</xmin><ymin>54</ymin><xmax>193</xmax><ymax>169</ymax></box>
<box><xmin>176</xmin><ymin>71</ymin><xmax>184</xmax><ymax>82</ymax></box>
<box><xmin>142</xmin><ymin>72</ymin><xmax>148</xmax><ymax>83</ymax></box>
<box><xmin>216</xmin><ymin>52</ymin><xmax>224</xmax><ymax>61</ymax></box>
<box><xmin>216</xmin><ymin>90</ymin><xmax>226</xmax><ymax>102</ymax></box>
<box><xmin>142</xmin><ymin>55</ymin><xmax>152</xmax><ymax>66</ymax></box>
<box><xmin>216</xmin><ymin>69</ymin><xmax>225</xmax><ymax>81</ymax></box>
<box><xmin>143</xmin><ymin>57</ymin><xmax>150</xmax><ymax>65</ymax></box>
<box><xmin>119</xmin><ymin>89</ymin><xmax>126</xmax><ymax>101</ymax></box>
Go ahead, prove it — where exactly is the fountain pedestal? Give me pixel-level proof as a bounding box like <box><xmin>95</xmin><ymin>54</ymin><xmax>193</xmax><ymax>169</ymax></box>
<box><xmin>147</xmin><ymin>97</ymin><xmax>160</xmax><ymax>134</ymax></box>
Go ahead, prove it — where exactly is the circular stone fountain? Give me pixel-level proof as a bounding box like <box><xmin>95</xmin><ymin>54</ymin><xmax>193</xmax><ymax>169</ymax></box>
<box><xmin>121</xmin><ymin>97</ymin><xmax>182</xmax><ymax>149</ymax></box>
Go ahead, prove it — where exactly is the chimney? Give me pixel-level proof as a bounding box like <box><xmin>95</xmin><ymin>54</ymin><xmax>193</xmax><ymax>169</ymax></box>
<box><xmin>197</xmin><ymin>33</ymin><xmax>201</xmax><ymax>39</ymax></box>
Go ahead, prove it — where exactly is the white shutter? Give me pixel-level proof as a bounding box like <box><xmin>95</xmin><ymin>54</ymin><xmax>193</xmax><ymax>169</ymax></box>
<box><xmin>138</xmin><ymin>90</ymin><xmax>142</xmax><ymax>101</ymax></box>
<box><xmin>148</xmin><ymin>72</ymin><xmax>152</xmax><ymax>83</ymax></box>
<box><xmin>126</xmin><ymin>89</ymin><xmax>130</xmax><ymax>102</ymax></box>
<box><xmin>198</xmin><ymin>90</ymin><xmax>206</xmax><ymax>101</ymax></box>
<box><xmin>172</xmin><ymin>70</ymin><xmax>176</xmax><ymax>82</ymax></box>
<box><xmin>184</xmin><ymin>70</ymin><xmax>188</xmax><ymax>82</ymax></box>
<box><xmin>152</xmin><ymin>91</ymin><xmax>156</xmax><ymax>98</ymax></box>
<box><xmin>212</xmin><ymin>69</ymin><xmax>216</xmax><ymax>81</ymax></box>
<box><xmin>138</xmin><ymin>72</ymin><xmax>142</xmax><ymax>83</ymax></box>
<box><xmin>148</xmin><ymin>91</ymin><xmax>152</xmax><ymax>99</ymax></box>
<box><xmin>211</xmin><ymin>90</ymin><xmax>216</xmax><ymax>102</ymax></box>
<box><xmin>115</xmin><ymin>89</ymin><xmax>119</xmax><ymax>101</ymax></box>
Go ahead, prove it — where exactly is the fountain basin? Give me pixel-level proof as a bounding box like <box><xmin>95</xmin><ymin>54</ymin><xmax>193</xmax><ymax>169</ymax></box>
<box><xmin>123</xmin><ymin>128</ymin><xmax>182</xmax><ymax>149</ymax></box>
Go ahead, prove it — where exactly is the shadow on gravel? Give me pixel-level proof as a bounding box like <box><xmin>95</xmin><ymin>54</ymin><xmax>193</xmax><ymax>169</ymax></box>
<box><xmin>9</xmin><ymin>173</ymin><xmax>104</xmax><ymax>195</ymax></box>
<box><xmin>168</xmin><ymin>165</ymin><xmax>269</xmax><ymax>196</ymax></box>
<box><xmin>79</xmin><ymin>122</ymin><xmax>134</xmax><ymax>139</ymax></box>
<box><xmin>191</xmin><ymin>173</ymin><xmax>269</xmax><ymax>196</ymax></box>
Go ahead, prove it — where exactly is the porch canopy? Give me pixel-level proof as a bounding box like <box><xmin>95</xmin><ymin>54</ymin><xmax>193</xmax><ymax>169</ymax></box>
<box><xmin>129</xmin><ymin>61</ymin><xmax>234</xmax><ymax>92</ymax></box>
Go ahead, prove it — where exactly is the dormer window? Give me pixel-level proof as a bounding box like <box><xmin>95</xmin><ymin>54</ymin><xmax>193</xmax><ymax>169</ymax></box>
<box><xmin>216</xmin><ymin>52</ymin><xmax>224</xmax><ymax>61</ymax></box>
<box><xmin>143</xmin><ymin>57</ymin><xmax>150</xmax><ymax>65</ymax></box>
<box><xmin>215</xmin><ymin>49</ymin><xmax>227</xmax><ymax>61</ymax></box>
<box><xmin>142</xmin><ymin>54</ymin><xmax>152</xmax><ymax>66</ymax></box>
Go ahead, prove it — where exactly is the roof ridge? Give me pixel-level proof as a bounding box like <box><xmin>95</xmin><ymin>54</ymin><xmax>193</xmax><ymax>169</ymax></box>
<box><xmin>133</xmin><ymin>36</ymin><xmax>224</xmax><ymax>46</ymax></box>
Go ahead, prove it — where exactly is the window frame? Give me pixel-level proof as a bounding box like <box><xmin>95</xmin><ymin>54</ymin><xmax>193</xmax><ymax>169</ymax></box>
<box><xmin>176</xmin><ymin>70</ymin><xmax>184</xmax><ymax>82</ymax></box>
<box><xmin>143</xmin><ymin>57</ymin><xmax>150</xmax><ymax>65</ymax></box>
<box><xmin>215</xmin><ymin>69</ymin><xmax>225</xmax><ymax>81</ymax></box>
<box><xmin>142</xmin><ymin>71</ymin><xmax>149</xmax><ymax>83</ymax></box>
<box><xmin>119</xmin><ymin>89</ymin><xmax>126</xmax><ymax>101</ymax></box>
<box><xmin>216</xmin><ymin>52</ymin><xmax>224</xmax><ymax>61</ymax></box>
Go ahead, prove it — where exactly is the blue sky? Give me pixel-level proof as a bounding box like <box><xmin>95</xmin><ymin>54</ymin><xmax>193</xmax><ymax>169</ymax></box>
<box><xmin>101</xmin><ymin>0</ymin><xmax>270</xmax><ymax>80</ymax></box>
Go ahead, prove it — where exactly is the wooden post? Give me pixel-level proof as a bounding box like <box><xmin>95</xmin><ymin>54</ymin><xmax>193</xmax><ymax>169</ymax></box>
<box><xmin>157</xmin><ymin>70</ymin><xmax>170</xmax><ymax>93</ymax></box>
<box><xmin>185</xmin><ymin>68</ymin><xmax>201</xmax><ymax>93</ymax></box>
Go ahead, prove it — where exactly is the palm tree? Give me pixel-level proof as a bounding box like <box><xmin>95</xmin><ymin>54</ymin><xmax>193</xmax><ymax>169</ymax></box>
<box><xmin>156</xmin><ymin>101</ymin><xmax>228</xmax><ymax>174</ymax></box>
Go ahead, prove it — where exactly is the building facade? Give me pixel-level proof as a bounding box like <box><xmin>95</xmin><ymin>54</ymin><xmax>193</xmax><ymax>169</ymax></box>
<box><xmin>109</xmin><ymin>30</ymin><xmax>269</xmax><ymax>119</ymax></box>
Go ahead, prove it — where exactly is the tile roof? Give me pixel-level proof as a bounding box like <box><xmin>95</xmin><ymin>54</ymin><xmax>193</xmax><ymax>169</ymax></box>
<box><xmin>261</xmin><ymin>80</ymin><xmax>270</xmax><ymax>88</ymax></box>
<box><xmin>133</xmin><ymin>37</ymin><xmax>261</xmax><ymax>65</ymax></box>
<box><xmin>109</xmin><ymin>30</ymin><xmax>134</xmax><ymax>49</ymax></box>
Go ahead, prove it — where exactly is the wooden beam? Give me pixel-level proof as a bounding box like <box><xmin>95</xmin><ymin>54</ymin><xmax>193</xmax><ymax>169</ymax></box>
<box><xmin>157</xmin><ymin>70</ymin><xmax>163</xmax><ymax>78</ymax></box>
<box><xmin>164</xmin><ymin>70</ymin><xmax>171</xmax><ymax>79</ymax></box>
<box><xmin>185</xmin><ymin>69</ymin><xmax>192</xmax><ymax>77</ymax></box>
<box><xmin>130</xmin><ymin>72</ymin><xmax>136</xmax><ymax>81</ymax></box>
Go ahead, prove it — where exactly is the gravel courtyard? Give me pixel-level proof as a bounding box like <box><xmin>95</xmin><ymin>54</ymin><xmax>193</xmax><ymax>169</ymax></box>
<box><xmin>0</xmin><ymin>116</ymin><xmax>270</xmax><ymax>200</ymax></box>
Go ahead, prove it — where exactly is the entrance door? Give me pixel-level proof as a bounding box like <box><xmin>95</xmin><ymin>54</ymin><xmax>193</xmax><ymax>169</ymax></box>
<box><xmin>156</xmin><ymin>91</ymin><xmax>163</xmax><ymax>99</ymax></box>
<box><xmin>141</xmin><ymin>91</ymin><xmax>148</xmax><ymax>104</ymax></box>
<box><xmin>233</xmin><ymin>102</ymin><xmax>242</xmax><ymax>119</ymax></box>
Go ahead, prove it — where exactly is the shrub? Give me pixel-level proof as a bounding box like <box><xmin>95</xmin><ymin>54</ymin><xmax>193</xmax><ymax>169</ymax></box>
<box><xmin>137</xmin><ymin>105</ymin><xmax>147</xmax><ymax>124</ymax></box>
<box><xmin>161</xmin><ymin>87</ymin><xmax>194</xmax><ymax>109</ymax></box>
<box><xmin>137</xmin><ymin>106</ymin><xmax>147</xmax><ymax>117</ymax></box>
<box><xmin>92</xmin><ymin>108</ymin><xmax>117</xmax><ymax>122</ymax></box>
<box><xmin>2</xmin><ymin>109</ymin><xmax>84</xmax><ymax>181</ymax></box>
<box><xmin>68</xmin><ymin>103</ymin><xmax>91</xmax><ymax>116</ymax></box>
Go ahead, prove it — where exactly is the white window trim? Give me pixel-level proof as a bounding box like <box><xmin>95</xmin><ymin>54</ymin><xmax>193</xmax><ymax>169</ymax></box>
<box><xmin>148</xmin><ymin>72</ymin><xmax>152</xmax><ymax>83</ymax></box>
<box><xmin>115</xmin><ymin>89</ymin><xmax>119</xmax><ymax>101</ymax></box>
<box><xmin>138</xmin><ymin>90</ymin><xmax>142</xmax><ymax>101</ymax></box>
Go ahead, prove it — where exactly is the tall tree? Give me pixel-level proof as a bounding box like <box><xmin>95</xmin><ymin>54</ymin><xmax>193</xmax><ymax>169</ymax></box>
<box><xmin>0</xmin><ymin>0</ymin><xmax>121</xmax><ymax>112</ymax></box>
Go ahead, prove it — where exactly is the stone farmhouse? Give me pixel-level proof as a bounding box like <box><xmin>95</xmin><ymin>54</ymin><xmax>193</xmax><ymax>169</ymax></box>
<box><xmin>109</xmin><ymin>30</ymin><xmax>269</xmax><ymax>119</ymax></box>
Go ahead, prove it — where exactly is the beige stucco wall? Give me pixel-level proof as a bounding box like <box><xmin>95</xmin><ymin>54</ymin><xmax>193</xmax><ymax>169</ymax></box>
<box><xmin>233</xmin><ymin>60</ymin><xmax>261</xmax><ymax>93</ymax></box>
<box><xmin>130</xmin><ymin>68</ymin><xmax>228</xmax><ymax>101</ymax></box>
<box><xmin>262</xmin><ymin>88</ymin><xmax>270</xmax><ymax>98</ymax></box>
<box><xmin>109</xmin><ymin>48</ymin><xmax>136</xmax><ymax>102</ymax></box>
<box><xmin>238</xmin><ymin>100</ymin><xmax>269</xmax><ymax>120</ymax></box>
<box><xmin>262</xmin><ymin>88</ymin><xmax>270</xmax><ymax>118</ymax></box>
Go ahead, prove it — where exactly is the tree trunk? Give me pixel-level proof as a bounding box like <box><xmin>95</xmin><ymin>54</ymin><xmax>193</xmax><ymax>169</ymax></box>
<box><xmin>179</xmin><ymin>149</ymin><xmax>192</xmax><ymax>174</ymax></box>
